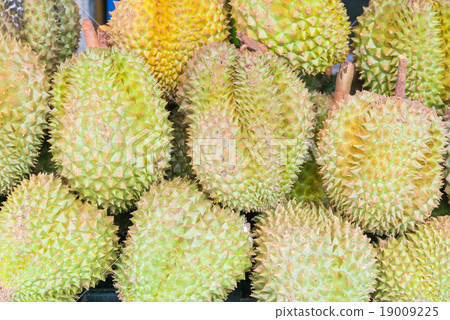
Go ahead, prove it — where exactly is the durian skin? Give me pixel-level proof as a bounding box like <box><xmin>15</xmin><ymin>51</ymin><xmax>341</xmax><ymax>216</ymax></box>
<box><xmin>353</xmin><ymin>0</ymin><xmax>448</xmax><ymax>115</ymax></box>
<box><xmin>0</xmin><ymin>174</ymin><xmax>118</xmax><ymax>302</ymax></box>
<box><xmin>0</xmin><ymin>33</ymin><xmax>49</xmax><ymax>194</ymax></box>
<box><xmin>0</xmin><ymin>0</ymin><xmax>81</xmax><ymax>74</ymax></box>
<box><xmin>375</xmin><ymin>216</ymin><xmax>450</xmax><ymax>302</ymax></box>
<box><xmin>109</xmin><ymin>0</ymin><xmax>229</xmax><ymax>95</ymax></box>
<box><xmin>288</xmin><ymin>91</ymin><xmax>332</xmax><ymax>205</ymax></box>
<box><xmin>50</xmin><ymin>48</ymin><xmax>173</xmax><ymax>213</ymax></box>
<box><xmin>114</xmin><ymin>179</ymin><xmax>252</xmax><ymax>302</ymax></box>
<box><xmin>252</xmin><ymin>201</ymin><xmax>377</xmax><ymax>302</ymax></box>
<box><xmin>445</xmin><ymin>113</ymin><xmax>450</xmax><ymax>203</ymax></box>
<box><xmin>179</xmin><ymin>42</ymin><xmax>315</xmax><ymax>212</ymax></box>
<box><xmin>230</xmin><ymin>0</ymin><xmax>351</xmax><ymax>74</ymax></box>
<box><xmin>318</xmin><ymin>91</ymin><xmax>447</xmax><ymax>235</ymax></box>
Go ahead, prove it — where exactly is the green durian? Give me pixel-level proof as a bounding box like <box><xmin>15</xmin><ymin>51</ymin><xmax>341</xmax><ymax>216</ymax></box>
<box><xmin>109</xmin><ymin>0</ymin><xmax>229</xmax><ymax>96</ymax></box>
<box><xmin>0</xmin><ymin>0</ymin><xmax>81</xmax><ymax>74</ymax></box>
<box><xmin>179</xmin><ymin>42</ymin><xmax>315</xmax><ymax>211</ymax></box>
<box><xmin>252</xmin><ymin>201</ymin><xmax>377</xmax><ymax>301</ymax></box>
<box><xmin>230</xmin><ymin>0</ymin><xmax>351</xmax><ymax>74</ymax></box>
<box><xmin>0</xmin><ymin>32</ymin><xmax>49</xmax><ymax>194</ymax></box>
<box><xmin>0</xmin><ymin>173</ymin><xmax>118</xmax><ymax>301</ymax></box>
<box><xmin>445</xmin><ymin>113</ymin><xmax>450</xmax><ymax>202</ymax></box>
<box><xmin>318</xmin><ymin>90</ymin><xmax>447</xmax><ymax>235</ymax></box>
<box><xmin>114</xmin><ymin>179</ymin><xmax>252</xmax><ymax>302</ymax></box>
<box><xmin>288</xmin><ymin>91</ymin><xmax>333</xmax><ymax>205</ymax></box>
<box><xmin>353</xmin><ymin>0</ymin><xmax>448</xmax><ymax>115</ymax></box>
<box><xmin>375</xmin><ymin>216</ymin><xmax>449</xmax><ymax>301</ymax></box>
<box><xmin>50</xmin><ymin>47</ymin><xmax>173</xmax><ymax>213</ymax></box>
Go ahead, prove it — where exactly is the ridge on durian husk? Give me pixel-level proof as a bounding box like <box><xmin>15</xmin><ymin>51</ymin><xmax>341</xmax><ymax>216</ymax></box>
<box><xmin>318</xmin><ymin>90</ymin><xmax>447</xmax><ymax>235</ymax></box>
<box><xmin>230</xmin><ymin>0</ymin><xmax>351</xmax><ymax>75</ymax></box>
<box><xmin>353</xmin><ymin>0</ymin><xmax>448</xmax><ymax>115</ymax></box>
<box><xmin>114</xmin><ymin>178</ymin><xmax>252</xmax><ymax>302</ymax></box>
<box><xmin>178</xmin><ymin>42</ymin><xmax>315</xmax><ymax>212</ymax></box>
<box><xmin>444</xmin><ymin>112</ymin><xmax>450</xmax><ymax>203</ymax></box>
<box><xmin>0</xmin><ymin>32</ymin><xmax>49</xmax><ymax>195</ymax></box>
<box><xmin>288</xmin><ymin>91</ymin><xmax>332</xmax><ymax>205</ymax></box>
<box><xmin>0</xmin><ymin>173</ymin><xmax>118</xmax><ymax>302</ymax></box>
<box><xmin>50</xmin><ymin>47</ymin><xmax>173</xmax><ymax>214</ymax></box>
<box><xmin>0</xmin><ymin>0</ymin><xmax>81</xmax><ymax>74</ymax></box>
<box><xmin>251</xmin><ymin>200</ymin><xmax>377</xmax><ymax>301</ymax></box>
<box><xmin>108</xmin><ymin>0</ymin><xmax>229</xmax><ymax>96</ymax></box>
<box><xmin>375</xmin><ymin>216</ymin><xmax>449</xmax><ymax>301</ymax></box>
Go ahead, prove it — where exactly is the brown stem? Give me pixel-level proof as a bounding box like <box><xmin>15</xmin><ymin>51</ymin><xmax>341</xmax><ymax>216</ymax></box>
<box><xmin>395</xmin><ymin>55</ymin><xmax>408</xmax><ymax>98</ymax></box>
<box><xmin>237</xmin><ymin>32</ymin><xmax>267</xmax><ymax>54</ymax></box>
<box><xmin>97</xmin><ymin>25</ymin><xmax>112</xmax><ymax>48</ymax></box>
<box><xmin>333</xmin><ymin>61</ymin><xmax>355</xmax><ymax>103</ymax></box>
<box><xmin>82</xmin><ymin>18</ymin><xmax>100</xmax><ymax>48</ymax></box>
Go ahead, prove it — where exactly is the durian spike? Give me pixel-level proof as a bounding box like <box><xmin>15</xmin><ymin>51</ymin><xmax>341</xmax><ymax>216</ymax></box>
<box><xmin>333</xmin><ymin>60</ymin><xmax>355</xmax><ymax>103</ymax></box>
<box><xmin>97</xmin><ymin>25</ymin><xmax>112</xmax><ymax>48</ymax></box>
<box><xmin>395</xmin><ymin>55</ymin><xmax>408</xmax><ymax>99</ymax></box>
<box><xmin>237</xmin><ymin>32</ymin><xmax>267</xmax><ymax>53</ymax></box>
<box><xmin>81</xmin><ymin>19</ymin><xmax>100</xmax><ymax>48</ymax></box>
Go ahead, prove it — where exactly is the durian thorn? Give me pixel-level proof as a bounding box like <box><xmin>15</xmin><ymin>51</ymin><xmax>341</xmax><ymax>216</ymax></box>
<box><xmin>237</xmin><ymin>32</ymin><xmax>267</xmax><ymax>54</ymax></box>
<box><xmin>395</xmin><ymin>55</ymin><xmax>408</xmax><ymax>99</ymax></box>
<box><xmin>82</xmin><ymin>19</ymin><xmax>100</xmax><ymax>48</ymax></box>
<box><xmin>98</xmin><ymin>25</ymin><xmax>112</xmax><ymax>48</ymax></box>
<box><xmin>325</xmin><ymin>66</ymin><xmax>333</xmax><ymax>76</ymax></box>
<box><xmin>333</xmin><ymin>61</ymin><xmax>355</xmax><ymax>104</ymax></box>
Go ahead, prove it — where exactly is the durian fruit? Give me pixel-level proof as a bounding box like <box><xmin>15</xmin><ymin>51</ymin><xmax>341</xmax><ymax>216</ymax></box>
<box><xmin>165</xmin><ymin>108</ymin><xmax>195</xmax><ymax>181</ymax></box>
<box><xmin>230</xmin><ymin>0</ymin><xmax>351</xmax><ymax>75</ymax></box>
<box><xmin>375</xmin><ymin>216</ymin><xmax>449</xmax><ymax>301</ymax></box>
<box><xmin>0</xmin><ymin>0</ymin><xmax>81</xmax><ymax>74</ymax></box>
<box><xmin>179</xmin><ymin>42</ymin><xmax>315</xmax><ymax>211</ymax></box>
<box><xmin>0</xmin><ymin>32</ymin><xmax>49</xmax><ymax>195</ymax></box>
<box><xmin>318</xmin><ymin>89</ymin><xmax>447</xmax><ymax>235</ymax></box>
<box><xmin>0</xmin><ymin>173</ymin><xmax>118</xmax><ymax>301</ymax></box>
<box><xmin>353</xmin><ymin>0</ymin><xmax>448</xmax><ymax>115</ymax></box>
<box><xmin>108</xmin><ymin>0</ymin><xmax>229</xmax><ymax>95</ymax></box>
<box><xmin>288</xmin><ymin>91</ymin><xmax>333</xmax><ymax>205</ymax></box>
<box><xmin>252</xmin><ymin>201</ymin><xmax>377</xmax><ymax>301</ymax></box>
<box><xmin>114</xmin><ymin>179</ymin><xmax>252</xmax><ymax>301</ymax></box>
<box><xmin>49</xmin><ymin>20</ymin><xmax>173</xmax><ymax>213</ymax></box>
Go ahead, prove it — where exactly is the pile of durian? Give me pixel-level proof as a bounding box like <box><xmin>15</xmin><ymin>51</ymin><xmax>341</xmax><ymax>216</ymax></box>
<box><xmin>0</xmin><ymin>0</ymin><xmax>448</xmax><ymax>302</ymax></box>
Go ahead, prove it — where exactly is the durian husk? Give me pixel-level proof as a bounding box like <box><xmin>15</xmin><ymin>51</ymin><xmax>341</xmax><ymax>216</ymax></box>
<box><xmin>318</xmin><ymin>90</ymin><xmax>447</xmax><ymax>235</ymax></box>
<box><xmin>353</xmin><ymin>0</ymin><xmax>448</xmax><ymax>115</ymax></box>
<box><xmin>230</xmin><ymin>0</ymin><xmax>351</xmax><ymax>75</ymax></box>
<box><xmin>0</xmin><ymin>174</ymin><xmax>118</xmax><ymax>301</ymax></box>
<box><xmin>109</xmin><ymin>0</ymin><xmax>229</xmax><ymax>96</ymax></box>
<box><xmin>251</xmin><ymin>201</ymin><xmax>377</xmax><ymax>301</ymax></box>
<box><xmin>114</xmin><ymin>179</ymin><xmax>252</xmax><ymax>301</ymax></box>
<box><xmin>0</xmin><ymin>33</ymin><xmax>49</xmax><ymax>194</ymax></box>
<box><xmin>375</xmin><ymin>216</ymin><xmax>450</xmax><ymax>301</ymax></box>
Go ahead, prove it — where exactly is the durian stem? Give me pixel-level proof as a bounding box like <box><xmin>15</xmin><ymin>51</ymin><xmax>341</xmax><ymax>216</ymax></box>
<box><xmin>82</xmin><ymin>19</ymin><xmax>100</xmax><ymax>48</ymax></box>
<box><xmin>98</xmin><ymin>25</ymin><xmax>112</xmax><ymax>48</ymax></box>
<box><xmin>333</xmin><ymin>61</ymin><xmax>355</xmax><ymax>103</ymax></box>
<box><xmin>395</xmin><ymin>55</ymin><xmax>408</xmax><ymax>99</ymax></box>
<box><xmin>237</xmin><ymin>32</ymin><xmax>267</xmax><ymax>54</ymax></box>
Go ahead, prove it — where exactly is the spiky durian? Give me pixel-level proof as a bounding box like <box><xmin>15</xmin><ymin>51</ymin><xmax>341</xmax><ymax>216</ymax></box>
<box><xmin>0</xmin><ymin>0</ymin><xmax>81</xmax><ymax>74</ymax></box>
<box><xmin>0</xmin><ymin>32</ymin><xmax>49</xmax><ymax>194</ymax></box>
<box><xmin>288</xmin><ymin>91</ymin><xmax>332</xmax><ymax>205</ymax></box>
<box><xmin>444</xmin><ymin>113</ymin><xmax>450</xmax><ymax>202</ymax></box>
<box><xmin>353</xmin><ymin>0</ymin><xmax>448</xmax><ymax>115</ymax></box>
<box><xmin>318</xmin><ymin>90</ymin><xmax>447</xmax><ymax>235</ymax></box>
<box><xmin>50</xmin><ymin>47</ymin><xmax>173</xmax><ymax>213</ymax></box>
<box><xmin>375</xmin><ymin>216</ymin><xmax>449</xmax><ymax>301</ymax></box>
<box><xmin>0</xmin><ymin>174</ymin><xmax>118</xmax><ymax>302</ymax></box>
<box><xmin>230</xmin><ymin>0</ymin><xmax>350</xmax><ymax>74</ymax></box>
<box><xmin>108</xmin><ymin>0</ymin><xmax>229</xmax><ymax>95</ymax></box>
<box><xmin>252</xmin><ymin>201</ymin><xmax>377</xmax><ymax>301</ymax></box>
<box><xmin>114</xmin><ymin>179</ymin><xmax>252</xmax><ymax>301</ymax></box>
<box><xmin>179</xmin><ymin>42</ymin><xmax>315</xmax><ymax>211</ymax></box>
